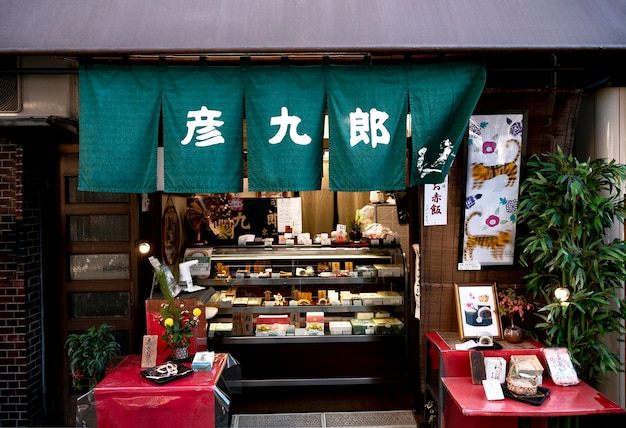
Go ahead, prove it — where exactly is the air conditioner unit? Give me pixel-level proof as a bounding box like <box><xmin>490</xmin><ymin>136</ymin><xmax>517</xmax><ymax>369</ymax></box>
<box><xmin>0</xmin><ymin>56</ymin><xmax>78</xmax><ymax>125</ymax></box>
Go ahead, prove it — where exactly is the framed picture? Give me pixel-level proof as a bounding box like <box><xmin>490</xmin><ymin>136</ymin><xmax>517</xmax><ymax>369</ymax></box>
<box><xmin>454</xmin><ymin>282</ymin><xmax>502</xmax><ymax>340</ymax></box>
<box><xmin>460</xmin><ymin>112</ymin><xmax>526</xmax><ymax>267</ymax></box>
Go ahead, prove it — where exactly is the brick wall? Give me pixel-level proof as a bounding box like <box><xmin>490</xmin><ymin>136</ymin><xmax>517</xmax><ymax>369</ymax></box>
<box><xmin>0</xmin><ymin>137</ymin><xmax>44</xmax><ymax>427</ymax></box>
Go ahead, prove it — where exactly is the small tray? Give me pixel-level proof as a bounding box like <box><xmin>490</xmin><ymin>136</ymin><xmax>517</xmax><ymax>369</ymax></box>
<box><xmin>141</xmin><ymin>361</ymin><xmax>193</xmax><ymax>385</ymax></box>
<box><xmin>474</xmin><ymin>341</ymin><xmax>503</xmax><ymax>351</ymax></box>
<box><xmin>503</xmin><ymin>385</ymin><xmax>550</xmax><ymax>406</ymax></box>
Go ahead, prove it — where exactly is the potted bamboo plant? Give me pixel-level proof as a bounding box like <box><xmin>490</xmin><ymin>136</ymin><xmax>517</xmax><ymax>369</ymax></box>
<box><xmin>516</xmin><ymin>146</ymin><xmax>626</xmax><ymax>384</ymax></box>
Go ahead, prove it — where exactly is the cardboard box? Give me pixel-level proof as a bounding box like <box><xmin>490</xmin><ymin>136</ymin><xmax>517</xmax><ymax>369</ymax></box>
<box><xmin>192</xmin><ymin>351</ymin><xmax>215</xmax><ymax>372</ymax></box>
<box><xmin>372</xmin><ymin>317</ymin><xmax>405</xmax><ymax>335</ymax></box>
<box><xmin>350</xmin><ymin>319</ymin><xmax>376</xmax><ymax>335</ymax></box>
<box><xmin>329</xmin><ymin>321</ymin><xmax>352</xmax><ymax>335</ymax></box>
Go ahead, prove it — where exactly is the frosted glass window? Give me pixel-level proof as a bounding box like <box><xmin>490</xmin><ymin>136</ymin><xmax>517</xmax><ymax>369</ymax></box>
<box><xmin>69</xmin><ymin>292</ymin><xmax>130</xmax><ymax>318</ymax></box>
<box><xmin>68</xmin><ymin>215</ymin><xmax>129</xmax><ymax>242</ymax></box>
<box><xmin>69</xmin><ymin>254</ymin><xmax>130</xmax><ymax>280</ymax></box>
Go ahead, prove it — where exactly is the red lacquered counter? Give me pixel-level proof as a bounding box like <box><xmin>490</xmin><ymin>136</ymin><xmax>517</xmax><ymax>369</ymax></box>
<box><xmin>94</xmin><ymin>353</ymin><xmax>228</xmax><ymax>428</ymax></box>
<box><xmin>442</xmin><ymin>376</ymin><xmax>624</xmax><ymax>427</ymax></box>
<box><xmin>425</xmin><ymin>331</ymin><xmax>625</xmax><ymax>428</ymax></box>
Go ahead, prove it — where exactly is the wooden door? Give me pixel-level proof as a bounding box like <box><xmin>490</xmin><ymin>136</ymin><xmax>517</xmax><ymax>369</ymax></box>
<box><xmin>53</xmin><ymin>143</ymin><xmax>140</xmax><ymax>425</ymax></box>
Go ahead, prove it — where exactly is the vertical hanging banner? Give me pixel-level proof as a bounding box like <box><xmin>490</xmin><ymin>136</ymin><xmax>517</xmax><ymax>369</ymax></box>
<box><xmin>245</xmin><ymin>65</ymin><xmax>325</xmax><ymax>192</ymax></box>
<box><xmin>161</xmin><ymin>66</ymin><xmax>244</xmax><ymax>193</ymax></box>
<box><xmin>328</xmin><ymin>65</ymin><xmax>408</xmax><ymax>192</ymax></box>
<box><xmin>423</xmin><ymin>176</ymin><xmax>449</xmax><ymax>226</ymax></box>
<box><xmin>78</xmin><ymin>64</ymin><xmax>161</xmax><ymax>192</ymax></box>
<box><xmin>409</xmin><ymin>62</ymin><xmax>486</xmax><ymax>186</ymax></box>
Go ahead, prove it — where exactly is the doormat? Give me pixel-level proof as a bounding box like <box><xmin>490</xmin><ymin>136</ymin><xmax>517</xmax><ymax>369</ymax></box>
<box><xmin>231</xmin><ymin>410</ymin><xmax>417</xmax><ymax>428</ymax></box>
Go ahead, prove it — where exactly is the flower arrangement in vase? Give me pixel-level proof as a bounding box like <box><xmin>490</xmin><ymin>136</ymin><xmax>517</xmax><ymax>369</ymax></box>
<box><xmin>349</xmin><ymin>209</ymin><xmax>363</xmax><ymax>241</ymax></box>
<box><xmin>498</xmin><ymin>287</ymin><xmax>534</xmax><ymax>343</ymax></box>
<box><xmin>153</xmin><ymin>260</ymin><xmax>202</xmax><ymax>360</ymax></box>
<box><xmin>159</xmin><ymin>299</ymin><xmax>202</xmax><ymax>360</ymax></box>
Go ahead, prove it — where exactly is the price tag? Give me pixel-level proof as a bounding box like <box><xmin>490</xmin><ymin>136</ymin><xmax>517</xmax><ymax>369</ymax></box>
<box><xmin>457</xmin><ymin>262</ymin><xmax>481</xmax><ymax>271</ymax></box>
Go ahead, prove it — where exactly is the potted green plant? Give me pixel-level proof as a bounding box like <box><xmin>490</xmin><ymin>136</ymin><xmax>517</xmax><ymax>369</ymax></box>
<box><xmin>516</xmin><ymin>146</ymin><xmax>626</xmax><ymax>384</ymax></box>
<box><xmin>66</xmin><ymin>323</ymin><xmax>121</xmax><ymax>391</ymax></box>
<box><xmin>498</xmin><ymin>287</ymin><xmax>534</xmax><ymax>343</ymax></box>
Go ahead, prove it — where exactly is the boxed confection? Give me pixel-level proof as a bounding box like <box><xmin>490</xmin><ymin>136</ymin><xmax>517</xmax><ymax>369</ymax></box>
<box><xmin>359</xmin><ymin>292</ymin><xmax>383</xmax><ymax>305</ymax></box>
<box><xmin>377</xmin><ymin>291</ymin><xmax>403</xmax><ymax>305</ymax></box>
<box><xmin>306</xmin><ymin>311</ymin><xmax>324</xmax><ymax>324</ymax></box>
<box><xmin>329</xmin><ymin>321</ymin><xmax>352</xmax><ymax>335</ymax></box>
<box><xmin>256</xmin><ymin>314</ymin><xmax>290</xmax><ymax>325</ymax></box>
<box><xmin>350</xmin><ymin>319</ymin><xmax>376</xmax><ymax>335</ymax></box>
<box><xmin>255</xmin><ymin>314</ymin><xmax>290</xmax><ymax>337</ymax></box>
<box><xmin>373</xmin><ymin>264</ymin><xmax>404</xmax><ymax>277</ymax></box>
<box><xmin>484</xmin><ymin>357</ymin><xmax>507</xmax><ymax>383</ymax></box>
<box><xmin>509</xmin><ymin>355</ymin><xmax>544</xmax><ymax>385</ymax></box>
<box><xmin>304</xmin><ymin>311</ymin><xmax>325</xmax><ymax>335</ymax></box>
<box><xmin>372</xmin><ymin>317</ymin><xmax>405</xmax><ymax>335</ymax></box>
<box><xmin>304</xmin><ymin>322</ymin><xmax>325</xmax><ymax>335</ymax></box>
<box><xmin>192</xmin><ymin>351</ymin><xmax>215</xmax><ymax>372</ymax></box>
<box><xmin>255</xmin><ymin>323</ymin><xmax>288</xmax><ymax>336</ymax></box>
<box><xmin>355</xmin><ymin>265</ymin><xmax>377</xmax><ymax>278</ymax></box>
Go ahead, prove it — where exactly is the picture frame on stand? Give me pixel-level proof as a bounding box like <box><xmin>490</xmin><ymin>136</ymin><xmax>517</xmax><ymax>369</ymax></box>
<box><xmin>454</xmin><ymin>282</ymin><xmax>502</xmax><ymax>340</ymax></box>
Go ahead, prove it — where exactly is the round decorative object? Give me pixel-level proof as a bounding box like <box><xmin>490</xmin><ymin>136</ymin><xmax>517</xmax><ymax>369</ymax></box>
<box><xmin>162</xmin><ymin>197</ymin><xmax>180</xmax><ymax>265</ymax></box>
<box><xmin>170</xmin><ymin>346</ymin><xmax>189</xmax><ymax>361</ymax></box>
<box><xmin>506</xmin><ymin>376</ymin><xmax>538</xmax><ymax>396</ymax></box>
<box><xmin>503</xmin><ymin>325</ymin><xmax>523</xmax><ymax>343</ymax></box>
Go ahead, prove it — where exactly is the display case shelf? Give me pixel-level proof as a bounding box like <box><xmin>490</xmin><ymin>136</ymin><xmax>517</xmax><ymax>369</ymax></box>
<box><xmin>197</xmin><ymin>245</ymin><xmax>410</xmax><ymax>388</ymax></box>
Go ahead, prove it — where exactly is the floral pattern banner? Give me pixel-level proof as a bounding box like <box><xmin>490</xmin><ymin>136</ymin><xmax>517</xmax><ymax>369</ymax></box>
<box><xmin>461</xmin><ymin>113</ymin><xmax>524</xmax><ymax>266</ymax></box>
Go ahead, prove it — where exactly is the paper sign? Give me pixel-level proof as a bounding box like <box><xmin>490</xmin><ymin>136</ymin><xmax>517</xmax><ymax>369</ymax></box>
<box><xmin>482</xmin><ymin>379</ymin><xmax>505</xmax><ymax>400</ymax></box>
<box><xmin>141</xmin><ymin>335</ymin><xmax>158</xmax><ymax>368</ymax></box>
<box><xmin>424</xmin><ymin>176</ymin><xmax>448</xmax><ymax>226</ymax></box>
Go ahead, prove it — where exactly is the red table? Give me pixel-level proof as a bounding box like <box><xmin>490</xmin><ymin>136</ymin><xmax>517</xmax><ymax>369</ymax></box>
<box><xmin>94</xmin><ymin>353</ymin><xmax>228</xmax><ymax>428</ymax></box>
<box><xmin>441</xmin><ymin>376</ymin><xmax>625</xmax><ymax>428</ymax></box>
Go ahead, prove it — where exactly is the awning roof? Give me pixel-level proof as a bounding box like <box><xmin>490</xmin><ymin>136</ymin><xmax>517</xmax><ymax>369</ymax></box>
<box><xmin>1</xmin><ymin>0</ymin><xmax>626</xmax><ymax>56</ymax></box>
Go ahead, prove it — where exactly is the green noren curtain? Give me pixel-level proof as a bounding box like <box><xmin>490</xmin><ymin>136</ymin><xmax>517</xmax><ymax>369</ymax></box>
<box><xmin>245</xmin><ymin>65</ymin><xmax>325</xmax><ymax>192</ymax></box>
<box><xmin>78</xmin><ymin>64</ymin><xmax>161</xmax><ymax>192</ymax></box>
<box><xmin>78</xmin><ymin>62</ymin><xmax>486</xmax><ymax>193</ymax></box>
<box><xmin>328</xmin><ymin>65</ymin><xmax>408</xmax><ymax>192</ymax></box>
<box><xmin>161</xmin><ymin>66</ymin><xmax>244</xmax><ymax>193</ymax></box>
<box><xmin>409</xmin><ymin>62</ymin><xmax>486</xmax><ymax>185</ymax></box>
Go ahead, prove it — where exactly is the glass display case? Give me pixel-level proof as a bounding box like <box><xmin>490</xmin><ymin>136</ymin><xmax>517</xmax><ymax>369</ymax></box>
<box><xmin>196</xmin><ymin>244</ymin><xmax>410</xmax><ymax>387</ymax></box>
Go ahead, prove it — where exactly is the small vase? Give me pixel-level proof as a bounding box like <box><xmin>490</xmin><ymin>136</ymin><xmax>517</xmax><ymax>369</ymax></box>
<box><xmin>349</xmin><ymin>230</ymin><xmax>362</xmax><ymax>242</ymax></box>
<box><xmin>170</xmin><ymin>345</ymin><xmax>190</xmax><ymax>361</ymax></box>
<box><xmin>503</xmin><ymin>325</ymin><xmax>523</xmax><ymax>344</ymax></box>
